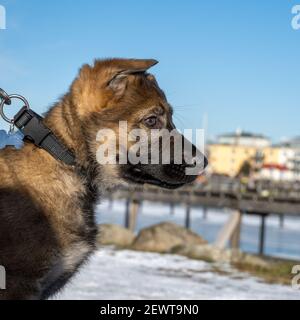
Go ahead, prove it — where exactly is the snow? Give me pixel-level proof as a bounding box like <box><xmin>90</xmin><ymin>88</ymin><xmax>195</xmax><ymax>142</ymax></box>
<box><xmin>54</xmin><ymin>247</ymin><xmax>300</xmax><ymax>300</ymax></box>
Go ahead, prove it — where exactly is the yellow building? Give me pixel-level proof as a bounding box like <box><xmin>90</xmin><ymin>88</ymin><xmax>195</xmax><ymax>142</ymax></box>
<box><xmin>263</xmin><ymin>146</ymin><xmax>297</xmax><ymax>171</ymax></box>
<box><xmin>208</xmin><ymin>131</ymin><xmax>271</xmax><ymax>177</ymax></box>
<box><xmin>208</xmin><ymin>132</ymin><xmax>299</xmax><ymax>178</ymax></box>
<box><xmin>263</xmin><ymin>147</ymin><xmax>281</xmax><ymax>165</ymax></box>
<box><xmin>208</xmin><ymin>144</ymin><xmax>258</xmax><ymax>177</ymax></box>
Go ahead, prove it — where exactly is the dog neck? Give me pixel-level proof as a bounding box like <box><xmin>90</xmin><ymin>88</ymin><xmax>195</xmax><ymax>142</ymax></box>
<box><xmin>44</xmin><ymin>94</ymin><xmax>90</xmax><ymax>167</ymax></box>
<box><xmin>43</xmin><ymin>95</ymin><xmax>101</xmax><ymax>195</ymax></box>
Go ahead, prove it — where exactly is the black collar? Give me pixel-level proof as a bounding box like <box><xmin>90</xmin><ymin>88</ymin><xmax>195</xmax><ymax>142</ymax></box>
<box><xmin>14</xmin><ymin>106</ymin><xmax>76</xmax><ymax>166</ymax></box>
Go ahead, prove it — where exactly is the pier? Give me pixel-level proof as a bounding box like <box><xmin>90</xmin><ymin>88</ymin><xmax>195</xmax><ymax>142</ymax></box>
<box><xmin>103</xmin><ymin>180</ymin><xmax>300</xmax><ymax>255</ymax></box>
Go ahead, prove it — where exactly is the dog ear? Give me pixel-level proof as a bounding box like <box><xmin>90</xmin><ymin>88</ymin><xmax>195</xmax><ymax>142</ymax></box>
<box><xmin>115</xmin><ymin>59</ymin><xmax>158</xmax><ymax>75</ymax></box>
<box><xmin>108</xmin><ymin>59</ymin><xmax>158</xmax><ymax>94</ymax></box>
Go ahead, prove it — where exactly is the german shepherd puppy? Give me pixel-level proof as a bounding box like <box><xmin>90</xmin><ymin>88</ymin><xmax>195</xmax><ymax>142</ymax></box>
<box><xmin>0</xmin><ymin>59</ymin><xmax>207</xmax><ymax>300</ymax></box>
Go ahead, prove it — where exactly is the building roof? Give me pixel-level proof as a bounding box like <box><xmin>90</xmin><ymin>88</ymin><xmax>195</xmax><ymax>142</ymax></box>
<box><xmin>218</xmin><ymin>131</ymin><xmax>268</xmax><ymax>139</ymax></box>
<box><xmin>275</xmin><ymin>137</ymin><xmax>300</xmax><ymax>148</ymax></box>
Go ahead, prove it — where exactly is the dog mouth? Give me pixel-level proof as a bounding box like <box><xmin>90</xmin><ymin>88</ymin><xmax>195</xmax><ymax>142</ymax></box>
<box><xmin>122</xmin><ymin>165</ymin><xmax>186</xmax><ymax>189</ymax></box>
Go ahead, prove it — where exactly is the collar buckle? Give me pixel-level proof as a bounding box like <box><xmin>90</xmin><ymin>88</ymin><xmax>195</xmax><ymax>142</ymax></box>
<box><xmin>13</xmin><ymin>106</ymin><xmax>76</xmax><ymax>166</ymax></box>
<box><xmin>14</xmin><ymin>107</ymin><xmax>51</xmax><ymax>146</ymax></box>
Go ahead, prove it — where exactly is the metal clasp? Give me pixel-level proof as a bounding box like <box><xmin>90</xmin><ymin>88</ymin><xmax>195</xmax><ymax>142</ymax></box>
<box><xmin>0</xmin><ymin>88</ymin><xmax>30</xmax><ymax>124</ymax></box>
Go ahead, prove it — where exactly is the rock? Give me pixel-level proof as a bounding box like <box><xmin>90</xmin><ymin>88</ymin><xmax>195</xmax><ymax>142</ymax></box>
<box><xmin>171</xmin><ymin>244</ymin><xmax>243</xmax><ymax>263</ymax></box>
<box><xmin>171</xmin><ymin>243</ymin><xmax>272</xmax><ymax>267</ymax></box>
<box><xmin>97</xmin><ymin>224</ymin><xmax>135</xmax><ymax>248</ymax></box>
<box><xmin>131</xmin><ymin>222</ymin><xmax>207</xmax><ymax>253</ymax></box>
<box><xmin>238</xmin><ymin>253</ymin><xmax>273</xmax><ymax>269</ymax></box>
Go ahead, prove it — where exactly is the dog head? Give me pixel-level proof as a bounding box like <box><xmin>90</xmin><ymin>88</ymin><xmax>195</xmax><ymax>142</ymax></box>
<box><xmin>71</xmin><ymin>58</ymin><xmax>208</xmax><ymax>189</ymax></box>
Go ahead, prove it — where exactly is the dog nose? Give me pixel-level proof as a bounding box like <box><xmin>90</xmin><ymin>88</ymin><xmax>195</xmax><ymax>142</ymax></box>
<box><xmin>190</xmin><ymin>155</ymin><xmax>208</xmax><ymax>169</ymax></box>
<box><xmin>203</xmin><ymin>156</ymin><xmax>208</xmax><ymax>168</ymax></box>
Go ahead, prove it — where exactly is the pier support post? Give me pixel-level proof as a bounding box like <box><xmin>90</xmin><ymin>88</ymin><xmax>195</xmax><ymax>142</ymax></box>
<box><xmin>185</xmin><ymin>204</ymin><xmax>191</xmax><ymax>229</ymax></box>
<box><xmin>170</xmin><ymin>203</ymin><xmax>175</xmax><ymax>215</ymax></box>
<box><xmin>230</xmin><ymin>211</ymin><xmax>242</xmax><ymax>249</ymax></box>
<box><xmin>124</xmin><ymin>199</ymin><xmax>130</xmax><ymax>229</ymax></box>
<box><xmin>125</xmin><ymin>200</ymin><xmax>139</xmax><ymax>232</ymax></box>
<box><xmin>215</xmin><ymin>210</ymin><xmax>242</xmax><ymax>250</ymax></box>
<box><xmin>203</xmin><ymin>207</ymin><xmax>207</xmax><ymax>220</ymax></box>
<box><xmin>259</xmin><ymin>214</ymin><xmax>267</xmax><ymax>255</ymax></box>
<box><xmin>279</xmin><ymin>215</ymin><xmax>284</xmax><ymax>228</ymax></box>
<box><xmin>139</xmin><ymin>201</ymin><xmax>143</xmax><ymax>214</ymax></box>
<box><xmin>108</xmin><ymin>197</ymin><xmax>113</xmax><ymax>210</ymax></box>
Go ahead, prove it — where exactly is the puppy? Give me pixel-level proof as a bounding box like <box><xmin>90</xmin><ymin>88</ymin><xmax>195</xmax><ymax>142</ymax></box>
<box><xmin>0</xmin><ymin>59</ymin><xmax>207</xmax><ymax>299</ymax></box>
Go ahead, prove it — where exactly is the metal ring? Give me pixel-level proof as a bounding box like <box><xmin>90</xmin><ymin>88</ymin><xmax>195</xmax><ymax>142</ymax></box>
<box><xmin>0</xmin><ymin>94</ymin><xmax>30</xmax><ymax>124</ymax></box>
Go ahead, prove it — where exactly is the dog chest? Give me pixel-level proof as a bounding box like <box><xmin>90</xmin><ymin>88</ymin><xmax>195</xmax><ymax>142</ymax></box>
<box><xmin>40</xmin><ymin>240</ymin><xmax>94</xmax><ymax>299</ymax></box>
<box><xmin>62</xmin><ymin>241</ymin><xmax>93</xmax><ymax>272</ymax></box>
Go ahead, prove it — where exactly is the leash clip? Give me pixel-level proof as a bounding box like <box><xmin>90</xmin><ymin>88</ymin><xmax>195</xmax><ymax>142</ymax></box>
<box><xmin>0</xmin><ymin>88</ymin><xmax>30</xmax><ymax>124</ymax></box>
<box><xmin>0</xmin><ymin>88</ymin><xmax>76</xmax><ymax>166</ymax></box>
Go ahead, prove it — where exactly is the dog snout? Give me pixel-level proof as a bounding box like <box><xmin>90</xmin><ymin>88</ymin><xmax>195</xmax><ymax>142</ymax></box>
<box><xmin>187</xmin><ymin>154</ymin><xmax>208</xmax><ymax>171</ymax></box>
<box><xmin>182</xmin><ymin>140</ymin><xmax>208</xmax><ymax>168</ymax></box>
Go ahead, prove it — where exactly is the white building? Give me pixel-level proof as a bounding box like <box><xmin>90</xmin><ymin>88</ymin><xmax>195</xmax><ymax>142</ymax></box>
<box><xmin>257</xmin><ymin>138</ymin><xmax>300</xmax><ymax>182</ymax></box>
<box><xmin>217</xmin><ymin>130</ymin><xmax>271</xmax><ymax>148</ymax></box>
<box><xmin>259</xmin><ymin>164</ymin><xmax>299</xmax><ymax>182</ymax></box>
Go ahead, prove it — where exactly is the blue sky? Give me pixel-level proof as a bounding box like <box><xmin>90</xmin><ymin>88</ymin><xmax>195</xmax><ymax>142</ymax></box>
<box><xmin>0</xmin><ymin>0</ymin><xmax>299</xmax><ymax>142</ymax></box>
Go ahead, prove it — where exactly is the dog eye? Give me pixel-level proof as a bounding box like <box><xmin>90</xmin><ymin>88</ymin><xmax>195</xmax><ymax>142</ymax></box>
<box><xmin>144</xmin><ymin>116</ymin><xmax>157</xmax><ymax>127</ymax></box>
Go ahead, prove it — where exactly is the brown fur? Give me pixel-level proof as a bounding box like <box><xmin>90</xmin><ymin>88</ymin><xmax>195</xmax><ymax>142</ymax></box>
<box><xmin>0</xmin><ymin>59</ymin><xmax>206</xmax><ymax>299</ymax></box>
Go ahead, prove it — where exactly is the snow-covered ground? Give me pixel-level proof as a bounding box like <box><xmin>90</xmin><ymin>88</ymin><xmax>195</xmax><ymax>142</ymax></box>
<box><xmin>54</xmin><ymin>247</ymin><xmax>300</xmax><ymax>300</ymax></box>
<box><xmin>54</xmin><ymin>200</ymin><xmax>298</xmax><ymax>300</ymax></box>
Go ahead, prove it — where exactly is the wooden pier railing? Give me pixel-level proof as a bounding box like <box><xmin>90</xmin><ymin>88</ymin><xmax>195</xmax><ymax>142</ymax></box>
<box><xmin>103</xmin><ymin>182</ymin><xmax>300</xmax><ymax>256</ymax></box>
